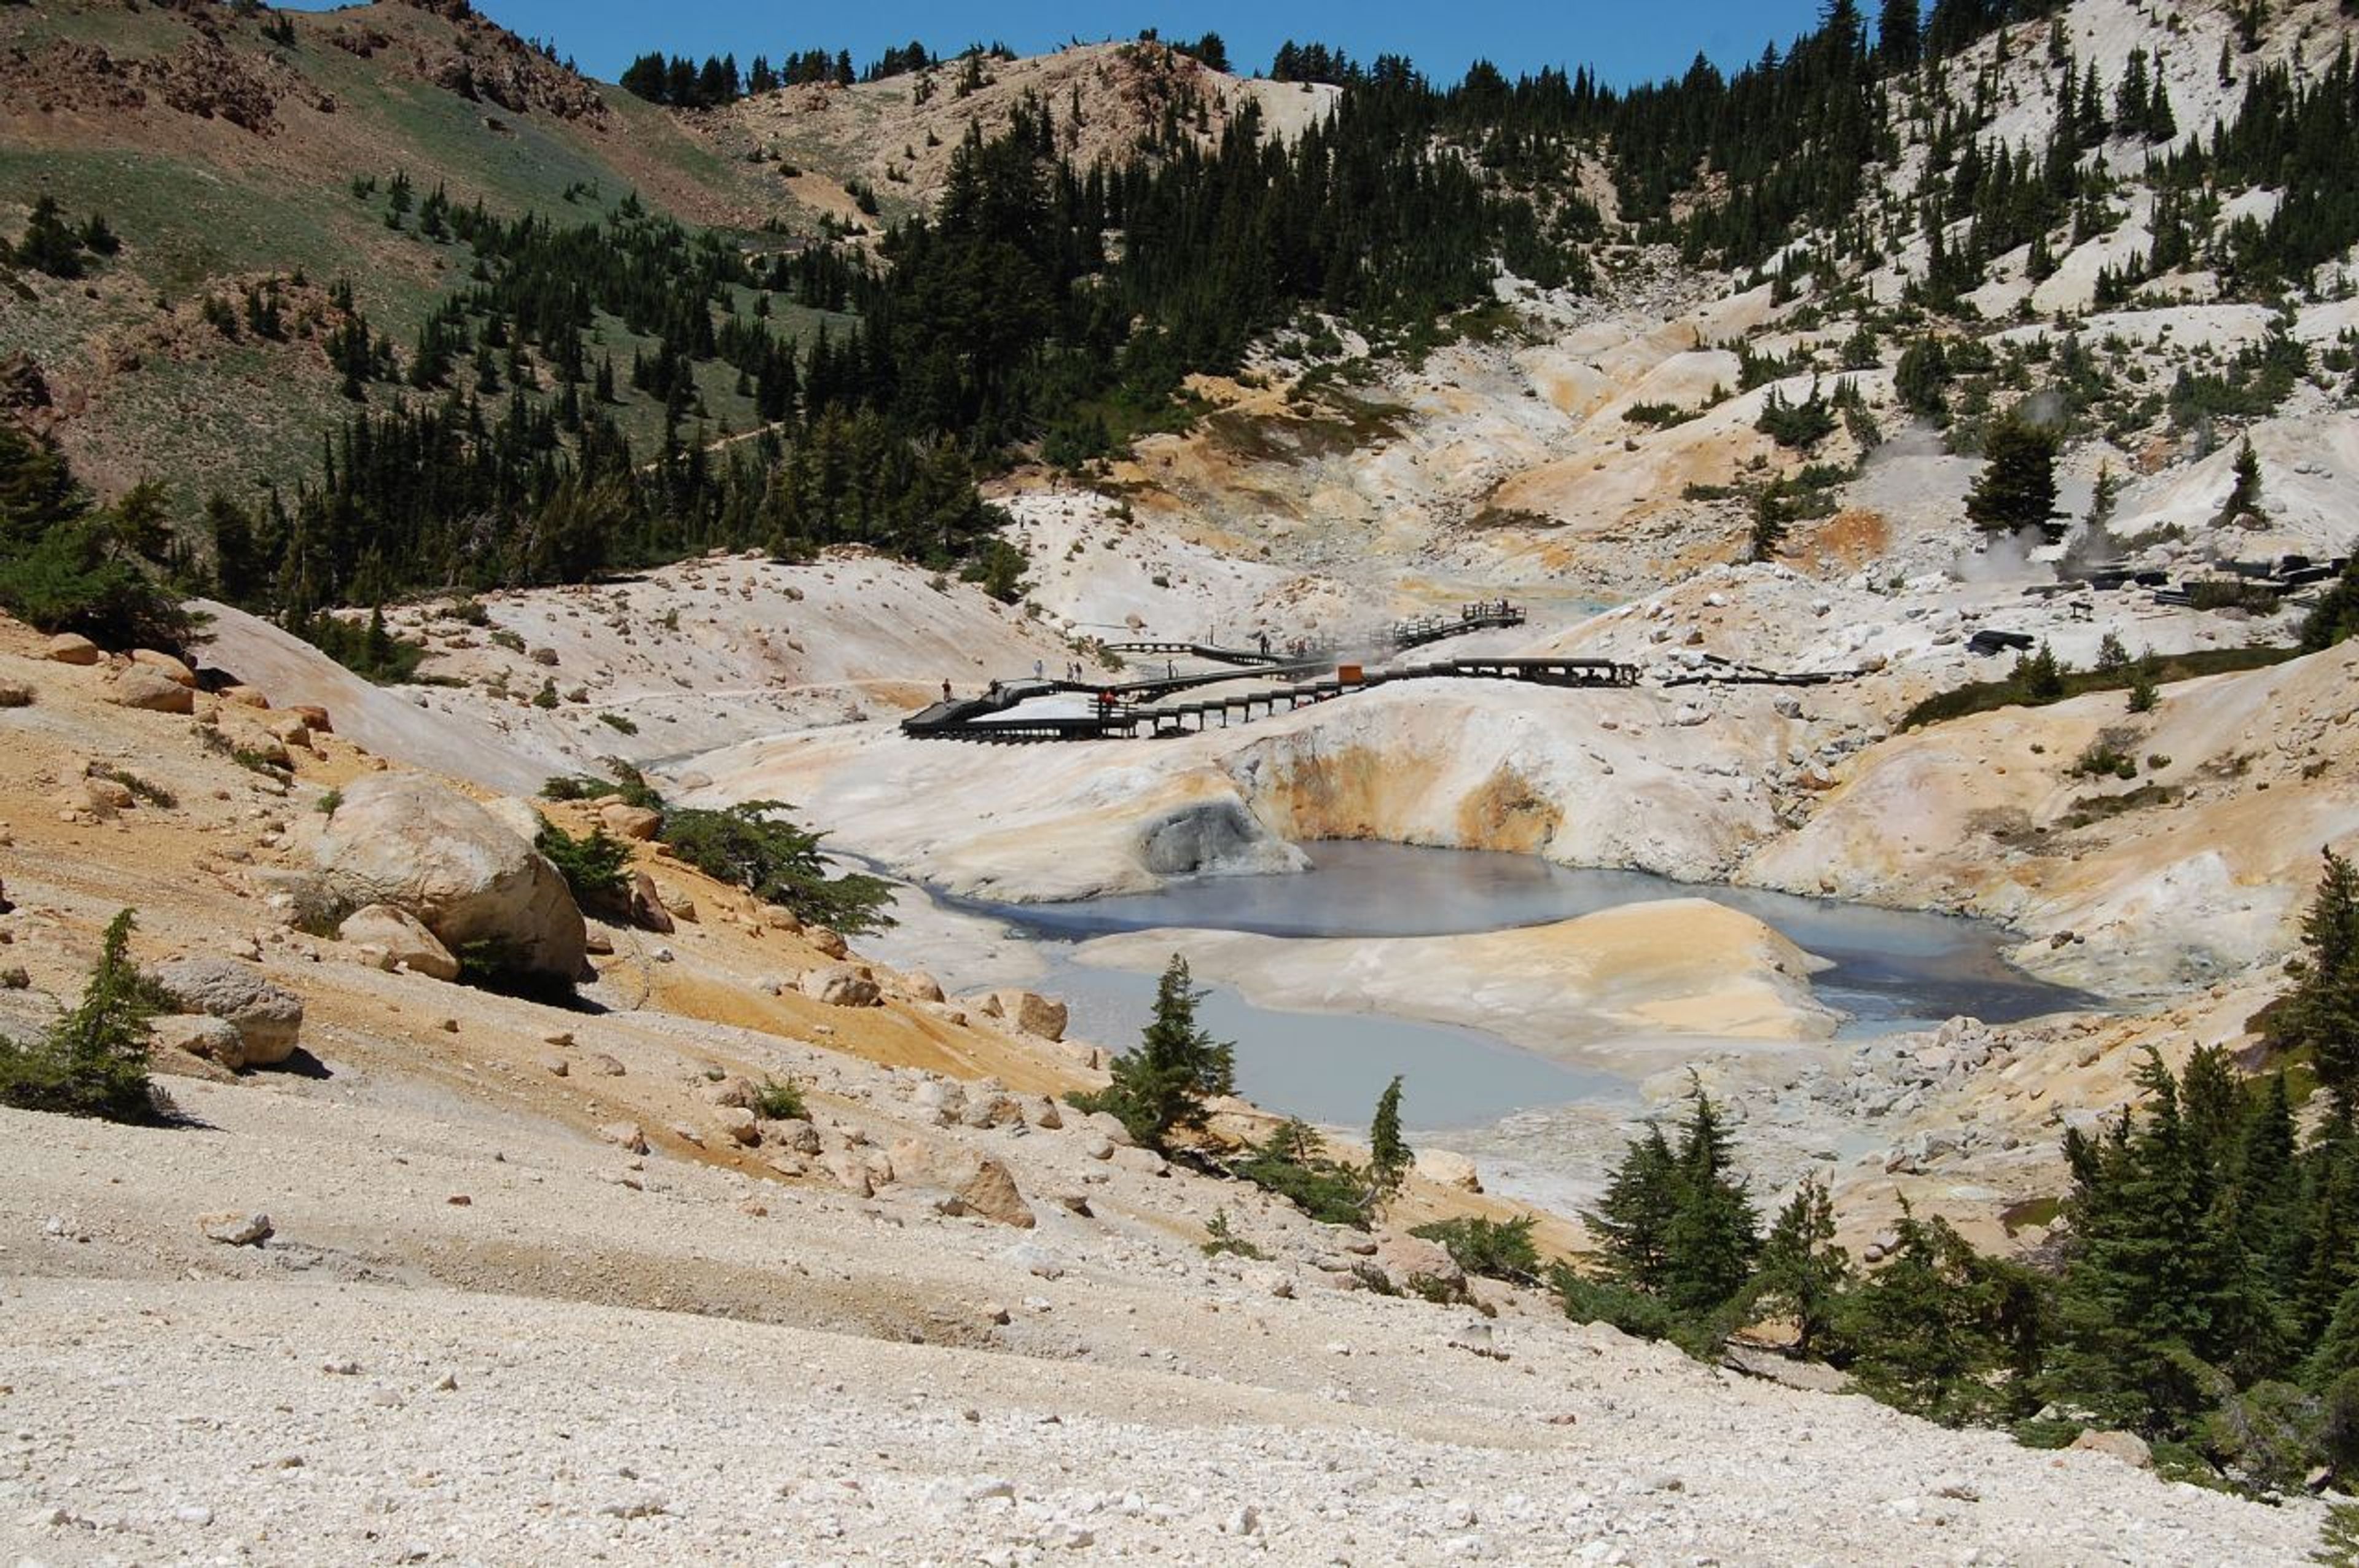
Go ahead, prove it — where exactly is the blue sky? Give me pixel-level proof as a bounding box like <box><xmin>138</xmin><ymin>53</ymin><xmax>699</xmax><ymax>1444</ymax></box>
<box><xmin>329</xmin><ymin>1</ymin><xmax>1832</xmax><ymax>91</ymax></box>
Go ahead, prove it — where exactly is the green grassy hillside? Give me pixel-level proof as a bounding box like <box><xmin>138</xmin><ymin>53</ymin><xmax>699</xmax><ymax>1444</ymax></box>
<box><xmin>0</xmin><ymin>0</ymin><xmax>791</xmax><ymax>505</ymax></box>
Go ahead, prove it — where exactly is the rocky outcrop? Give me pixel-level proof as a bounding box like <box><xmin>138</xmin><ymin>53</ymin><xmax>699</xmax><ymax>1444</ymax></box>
<box><xmin>336</xmin><ymin>903</ymin><xmax>461</xmax><ymax>981</ymax></box>
<box><xmin>307</xmin><ymin>774</ymin><xmax>587</xmax><ymax>983</ymax></box>
<box><xmin>1139</xmin><ymin>798</ymin><xmax>1301</xmax><ymax>878</ymax></box>
<box><xmin>144</xmin><ymin>958</ymin><xmax>303</xmax><ymax>1067</ymax></box>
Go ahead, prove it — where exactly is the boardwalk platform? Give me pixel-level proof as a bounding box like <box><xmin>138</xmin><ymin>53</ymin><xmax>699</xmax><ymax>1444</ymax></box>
<box><xmin>903</xmin><ymin>655</ymin><xmax>1637</xmax><ymax>743</ymax></box>
<box><xmin>1100</xmin><ymin>604</ymin><xmax>1525</xmax><ymax>669</ymax></box>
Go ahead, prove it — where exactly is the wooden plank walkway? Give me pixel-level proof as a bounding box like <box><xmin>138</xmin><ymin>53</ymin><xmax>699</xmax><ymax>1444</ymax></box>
<box><xmin>1100</xmin><ymin>604</ymin><xmax>1525</xmax><ymax>669</ymax></box>
<box><xmin>902</xmin><ymin>655</ymin><xmax>1638</xmax><ymax>743</ymax></box>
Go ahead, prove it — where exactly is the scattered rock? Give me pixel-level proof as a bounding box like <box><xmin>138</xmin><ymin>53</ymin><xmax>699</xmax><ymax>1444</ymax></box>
<box><xmin>2068</xmin><ymin>1429</ymin><xmax>2153</xmax><ymax>1470</ymax></box>
<box><xmin>128</xmin><ymin>648</ymin><xmax>197</xmax><ymax>687</ymax></box>
<box><xmin>43</xmin><ymin>633</ymin><xmax>100</xmax><ymax>665</ymax></box>
<box><xmin>104</xmin><ymin>664</ymin><xmax>195</xmax><ymax>714</ymax></box>
<box><xmin>801</xmin><ymin>963</ymin><xmax>882</xmax><ymax>1007</ymax></box>
<box><xmin>200</xmin><ymin>1211</ymin><xmax>273</xmax><ymax>1246</ymax></box>
<box><xmin>598</xmin><ymin>803</ymin><xmax>662</xmax><ymax>841</ymax></box>
<box><xmin>335</xmin><ymin>903</ymin><xmax>460</xmax><ymax>982</ymax></box>
<box><xmin>1110</xmin><ymin>1146</ymin><xmax>1168</xmax><ymax>1177</ymax></box>
<box><xmin>598</xmin><ymin>1122</ymin><xmax>649</xmax><ymax>1155</ymax></box>
<box><xmin>954</xmin><ymin>1157</ymin><xmax>1037</xmax><ymax>1228</ymax></box>
<box><xmin>888</xmin><ymin>1139</ymin><xmax>1038</xmax><ymax>1227</ymax></box>
<box><xmin>990</xmin><ymin>989</ymin><xmax>1069</xmax><ymax>1041</ymax></box>
<box><xmin>704</xmin><ymin>1075</ymin><xmax>759</xmax><ymax>1109</ymax></box>
<box><xmin>144</xmin><ymin>957</ymin><xmax>303</xmax><ymax>1067</ymax></box>
<box><xmin>1374</xmin><ymin>1228</ymin><xmax>1463</xmax><ymax>1293</ymax></box>
<box><xmin>764</xmin><ymin>1118</ymin><xmax>822</xmax><ymax>1155</ymax></box>
<box><xmin>1413</xmin><ymin>1148</ymin><xmax>1483</xmax><ymax>1193</ymax></box>
<box><xmin>630</xmin><ymin>872</ymin><xmax>675</xmax><ymax>934</ymax></box>
<box><xmin>150</xmin><ymin>1012</ymin><xmax>246</xmax><ymax>1064</ymax></box>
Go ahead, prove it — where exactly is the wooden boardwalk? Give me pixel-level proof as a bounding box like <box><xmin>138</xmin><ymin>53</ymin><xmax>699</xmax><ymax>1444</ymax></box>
<box><xmin>902</xmin><ymin>655</ymin><xmax>1638</xmax><ymax>743</ymax></box>
<box><xmin>1099</xmin><ymin>604</ymin><xmax>1526</xmax><ymax>669</ymax></box>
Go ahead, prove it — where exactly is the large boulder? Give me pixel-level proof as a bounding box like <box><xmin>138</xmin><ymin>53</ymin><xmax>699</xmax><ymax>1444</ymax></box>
<box><xmin>144</xmin><ymin>958</ymin><xmax>303</xmax><ymax>1067</ymax></box>
<box><xmin>308</xmin><ymin>774</ymin><xmax>587</xmax><ymax>983</ymax></box>
<box><xmin>104</xmin><ymin>664</ymin><xmax>194</xmax><ymax>714</ymax></box>
<box><xmin>336</xmin><ymin>903</ymin><xmax>460</xmax><ymax>982</ymax></box>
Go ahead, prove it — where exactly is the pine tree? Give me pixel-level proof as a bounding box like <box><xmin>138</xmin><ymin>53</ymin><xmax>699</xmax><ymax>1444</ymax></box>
<box><xmin>2296</xmin><ymin>1140</ymin><xmax>2359</xmax><ymax>1341</ymax></box>
<box><xmin>1590</xmin><ymin>1123</ymin><xmax>1679</xmax><ymax>1295</ymax></box>
<box><xmin>1841</xmin><ymin>1205</ymin><xmax>2043</xmax><ymax>1424</ymax></box>
<box><xmin>1660</xmin><ymin>1085</ymin><xmax>1759</xmax><ymax>1316</ymax></box>
<box><xmin>2282</xmin><ymin>850</ymin><xmax>2359</xmax><ymax>1120</ymax></box>
<box><xmin>1966</xmin><ymin>412</ymin><xmax>2062</xmax><ymax>536</ymax></box>
<box><xmin>0</xmin><ymin>909</ymin><xmax>163</xmax><ymax>1123</ymax></box>
<box><xmin>2213</xmin><ymin>439</ymin><xmax>2264</xmax><ymax>528</ymax></box>
<box><xmin>2302</xmin><ymin>558</ymin><xmax>2359</xmax><ymax>653</ymax></box>
<box><xmin>1752</xmin><ymin>1174</ymin><xmax>1850</xmax><ymax>1357</ymax></box>
<box><xmin>206</xmin><ymin>492</ymin><xmax>260</xmax><ymax>603</ymax></box>
<box><xmin>2312</xmin><ymin>1275</ymin><xmax>2359</xmax><ymax>1387</ymax></box>
<box><xmin>14</xmin><ymin>195</ymin><xmax>97</xmax><ymax>279</ymax></box>
<box><xmin>1367</xmin><ymin>1075</ymin><xmax>1411</xmax><ymax>1206</ymax></box>
<box><xmin>1083</xmin><ymin>955</ymin><xmax>1235</xmax><ymax>1151</ymax></box>
<box><xmin>2011</xmin><ymin>641</ymin><xmax>2065</xmax><ymax>703</ymax></box>
<box><xmin>1895</xmin><ymin>336</ymin><xmax>1952</xmax><ymax>421</ymax></box>
<box><xmin>1749</xmin><ymin>478</ymin><xmax>1793</xmax><ymax>562</ymax></box>
<box><xmin>2056</xmin><ymin>1050</ymin><xmax>2290</xmax><ymax>1426</ymax></box>
<box><xmin>2147</xmin><ymin>74</ymin><xmax>2177</xmax><ymax>141</ymax></box>
<box><xmin>1876</xmin><ymin>0</ymin><xmax>1921</xmax><ymax>70</ymax></box>
<box><xmin>2239</xmin><ymin>1074</ymin><xmax>2308</xmax><ymax>1317</ymax></box>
